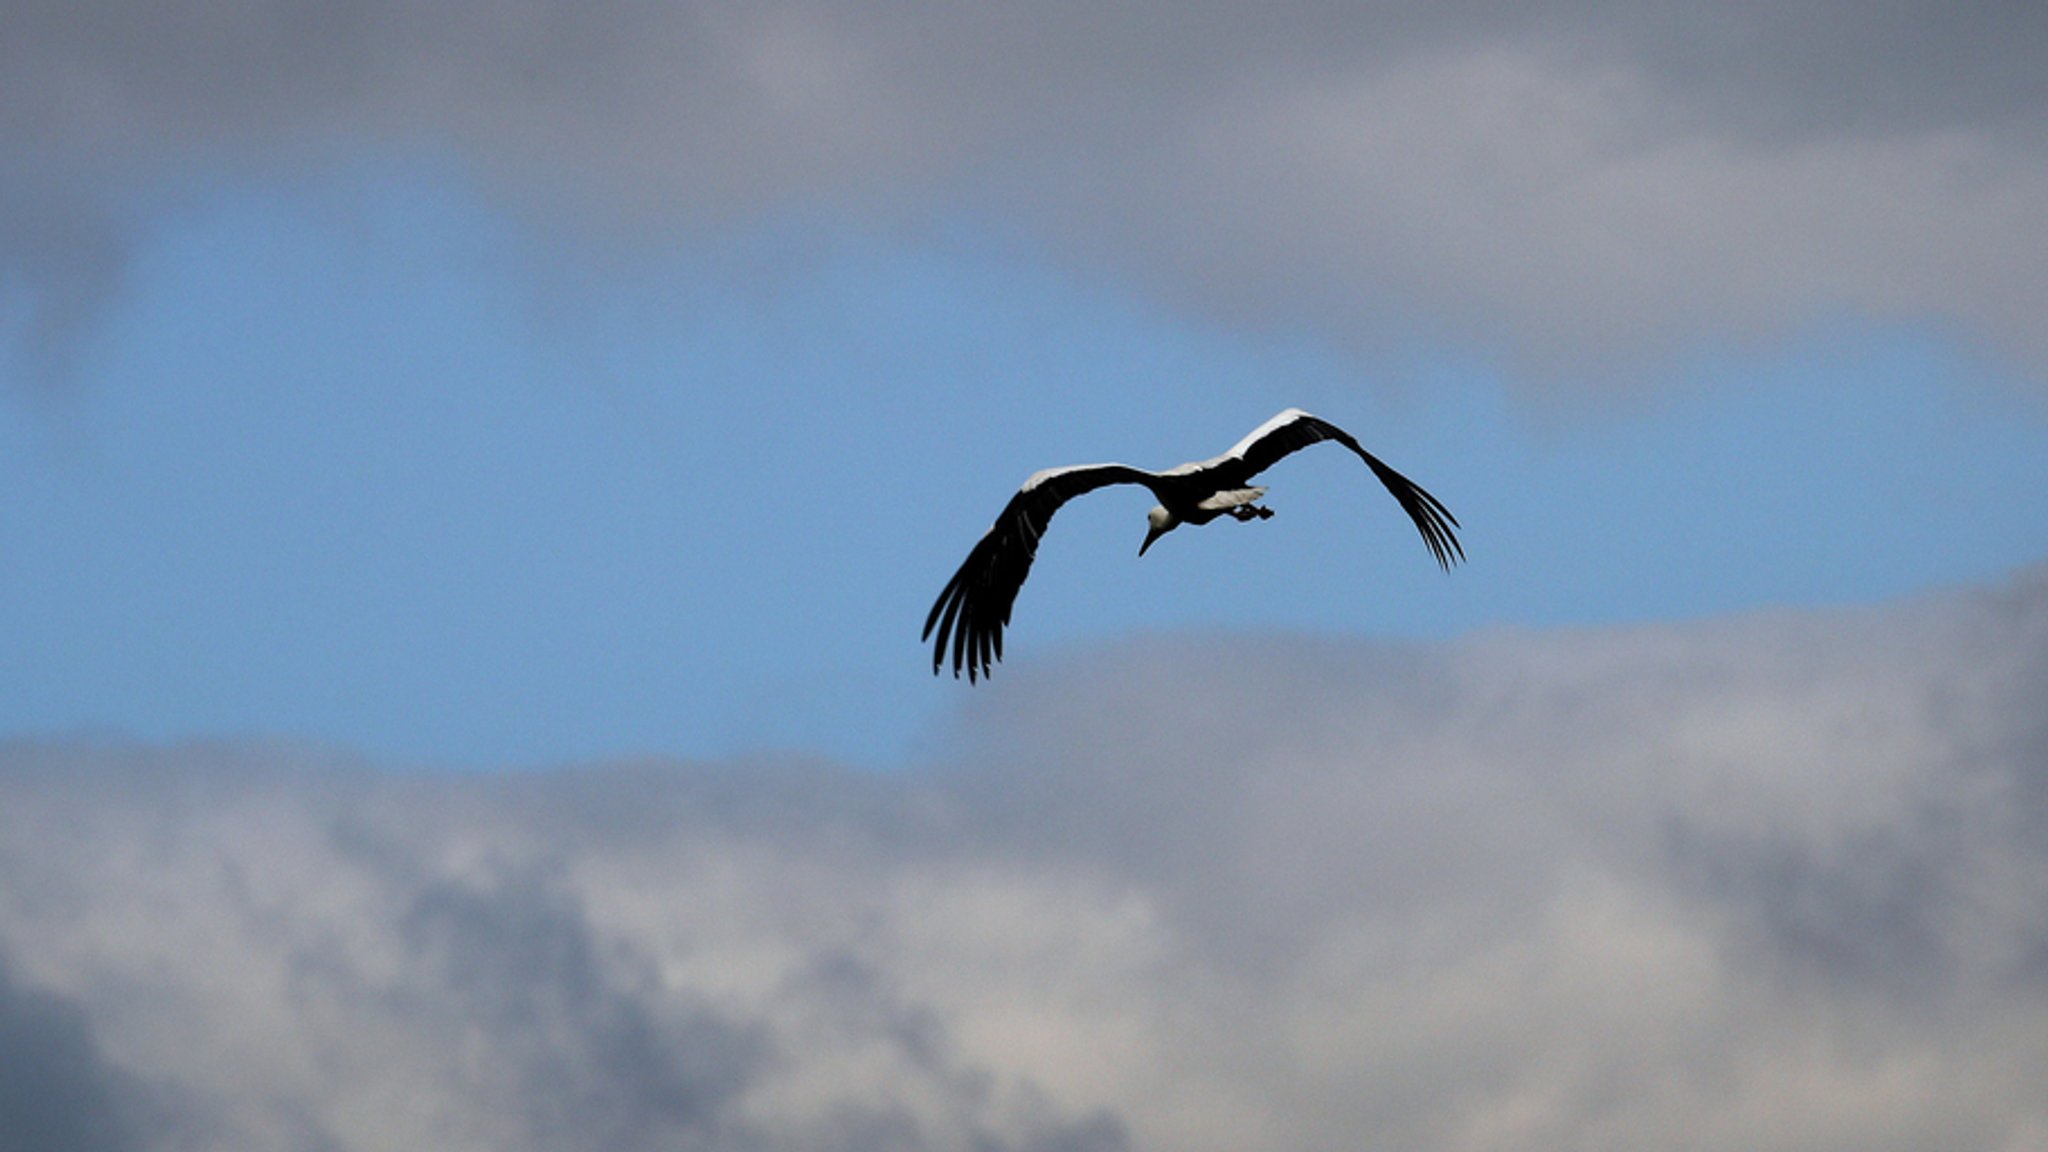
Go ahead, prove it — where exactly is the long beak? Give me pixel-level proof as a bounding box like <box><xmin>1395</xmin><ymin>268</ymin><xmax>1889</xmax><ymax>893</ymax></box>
<box><xmin>1139</xmin><ymin>525</ymin><xmax>1165</xmax><ymax>556</ymax></box>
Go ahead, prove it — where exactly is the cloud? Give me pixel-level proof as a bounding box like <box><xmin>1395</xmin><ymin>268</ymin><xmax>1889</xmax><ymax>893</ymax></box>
<box><xmin>0</xmin><ymin>951</ymin><xmax>145</xmax><ymax>1152</ymax></box>
<box><xmin>0</xmin><ymin>744</ymin><xmax>1134</xmax><ymax>1152</ymax></box>
<box><xmin>4</xmin><ymin>2</ymin><xmax>2047</xmax><ymax>390</ymax></box>
<box><xmin>2</xmin><ymin>563</ymin><xmax>2045</xmax><ymax>1150</ymax></box>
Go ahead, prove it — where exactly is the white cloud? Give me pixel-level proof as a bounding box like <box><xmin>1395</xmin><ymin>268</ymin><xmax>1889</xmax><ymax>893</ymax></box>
<box><xmin>2</xmin><ymin>563</ymin><xmax>2044</xmax><ymax>1150</ymax></box>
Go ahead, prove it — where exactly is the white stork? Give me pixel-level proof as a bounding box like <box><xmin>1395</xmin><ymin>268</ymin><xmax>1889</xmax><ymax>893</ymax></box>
<box><xmin>924</xmin><ymin>408</ymin><xmax>1462</xmax><ymax>681</ymax></box>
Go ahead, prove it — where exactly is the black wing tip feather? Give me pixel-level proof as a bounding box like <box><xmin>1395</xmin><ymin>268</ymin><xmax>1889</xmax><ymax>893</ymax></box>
<box><xmin>925</xmin><ymin>604</ymin><xmax>997</xmax><ymax>683</ymax></box>
<box><xmin>924</xmin><ymin>537</ymin><xmax>1010</xmax><ymax>684</ymax></box>
<box><xmin>1418</xmin><ymin>476</ymin><xmax>1465</xmax><ymax>569</ymax></box>
<box><xmin>1349</xmin><ymin>446</ymin><xmax>1464</xmax><ymax>572</ymax></box>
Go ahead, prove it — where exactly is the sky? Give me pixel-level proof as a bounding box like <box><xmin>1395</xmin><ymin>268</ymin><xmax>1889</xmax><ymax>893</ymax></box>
<box><xmin>3</xmin><ymin>2</ymin><xmax>2047</xmax><ymax>1150</ymax></box>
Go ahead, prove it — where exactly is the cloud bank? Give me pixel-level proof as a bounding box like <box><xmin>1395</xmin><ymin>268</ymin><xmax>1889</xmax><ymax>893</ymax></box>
<box><xmin>2</xmin><ymin>562</ymin><xmax>2044</xmax><ymax>1151</ymax></box>
<box><xmin>5</xmin><ymin>1</ymin><xmax>2048</xmax><ymax>386</ymax></box>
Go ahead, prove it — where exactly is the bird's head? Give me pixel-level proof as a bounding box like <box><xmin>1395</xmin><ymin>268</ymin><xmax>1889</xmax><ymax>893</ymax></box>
<box><xmin>1140</xmin><ymin>505</ymin><xmax>1178</xmax><ymax>556</ymax></box>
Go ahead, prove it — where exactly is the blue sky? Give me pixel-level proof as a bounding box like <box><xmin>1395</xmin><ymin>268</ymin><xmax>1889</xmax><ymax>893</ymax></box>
<box><xmin>5</xmin><ymin>163</ymin><xmax>2047</xmax><ymax>769</ymax></box>
<box><xmin>5</xmin><ymin>3</ymin><xmax>2048</xmax><ymax>770</ymax></box>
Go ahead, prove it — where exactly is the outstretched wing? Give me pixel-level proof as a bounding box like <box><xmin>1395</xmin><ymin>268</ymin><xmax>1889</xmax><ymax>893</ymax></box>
<box><xmin>924</xmin><ymin>463</ymin><xmax>1157</xmax><ymax>682</ymax></box>
<box><xmin>1227</xmin><ymin>408</ymin><xmax>1464</xmax><ymax>570</ymax></box>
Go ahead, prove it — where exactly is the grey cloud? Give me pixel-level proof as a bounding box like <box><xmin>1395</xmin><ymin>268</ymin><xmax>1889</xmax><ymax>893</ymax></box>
<box><xmin>0</xmin><ymin>951</ymin><xmax>142</xmax><ymax>1152</ymax></box>
<box><xmin>1582</xmin><ymin>1</ymin><xmax>2048</xmax><ymax>139</ymax></box>
<box><xmin>389</xmin><ymin>870</ymin><xmax>766</xmax><ymax>1151</ymax></box>
<box><xmin>4</xmin><ymin>1</ymin><xmax>2047</xmax><ymax>392</ymax></box>
<box><xmin>1</xmin><ymin>563</ymin><xmax>2045</xmax><ymax>1150</ymax></box>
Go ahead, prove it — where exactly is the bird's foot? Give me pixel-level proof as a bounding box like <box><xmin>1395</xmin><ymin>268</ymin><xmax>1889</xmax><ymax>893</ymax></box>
<box><xmin>1231</xmin><ymin>504</ymin><xmax>1275</xmax><ymax>521</ymax></box>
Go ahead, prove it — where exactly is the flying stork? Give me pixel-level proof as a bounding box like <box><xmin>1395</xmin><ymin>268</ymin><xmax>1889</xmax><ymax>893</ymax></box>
<box><xmin>924</xmin><ymin>407</ymin><xmax>1462</xmax><ymax>681</ymax></box>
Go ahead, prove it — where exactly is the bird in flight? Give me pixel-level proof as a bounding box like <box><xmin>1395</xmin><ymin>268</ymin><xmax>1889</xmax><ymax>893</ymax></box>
<box><xmin>924</xmin><ymin>408</ymin><xmax>1462</xmax><ymax>681</ymax></box>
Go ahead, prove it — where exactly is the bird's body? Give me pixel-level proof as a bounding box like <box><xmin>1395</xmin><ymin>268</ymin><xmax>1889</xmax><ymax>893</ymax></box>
<box><xmin>924</xmin><ymin>408</ymin><xmax>1462</xmax><ymax>681</ymax></box>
